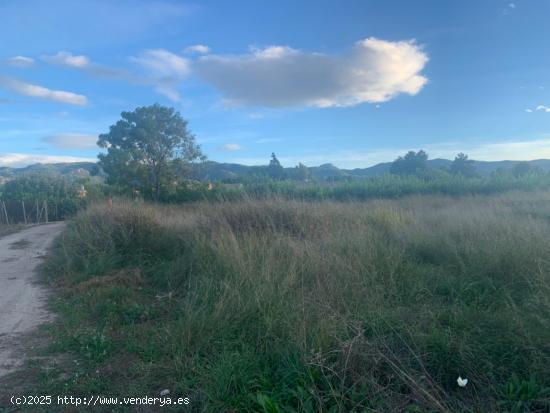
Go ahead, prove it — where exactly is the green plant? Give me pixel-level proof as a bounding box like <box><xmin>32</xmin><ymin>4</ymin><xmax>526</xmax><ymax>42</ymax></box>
<box><xmin>499</xmin><ymin>374</ymin><xmax>550</xmax><ymax>413</ymax></box>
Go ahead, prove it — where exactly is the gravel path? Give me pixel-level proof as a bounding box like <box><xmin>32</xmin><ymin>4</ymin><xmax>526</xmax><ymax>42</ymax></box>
<box><xmin>0</xmin><ymin>223</ymin><xmax>64</xmax><ymax>378</ymax></box>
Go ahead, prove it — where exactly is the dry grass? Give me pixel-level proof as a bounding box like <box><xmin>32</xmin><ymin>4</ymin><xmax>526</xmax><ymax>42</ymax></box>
<box><xmin>35</xmin><ymin>192</ymin><xmax>550</xmax><ymax>411</ymax></box>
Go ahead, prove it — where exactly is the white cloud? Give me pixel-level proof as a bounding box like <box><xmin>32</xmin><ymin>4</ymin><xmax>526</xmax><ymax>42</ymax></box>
<box><xmin>0</xmin><ymin>76</ymin><xmax>87</xmax><ymax>105</ymax></box>
<box><xmin>220</xmin><ymin>143</ymin><xmax>243</xmax><ymax>151</ymax></box>
<box><xmin>133</xmin><ymin>49</ymin><xmax>190</xmax><ymax>77</ymax></box>
<box><xmin>43</xmin><ymin>51</ymin><xmax>90</xmax><ymax>68</ymax></box>
<box><xmin>254</xmin><ymin>138</ymin><xmax>284</xmax><ymax>144</ymax></box>
<box><xmin>43</xmin><ymin>133</ymin><xmax>98</xmax><ymax>149</ymax></box>
<box><xmin>132</xmin><ymin>49</ymin><xmax>191</xmax><ymax>101</ymax></box>
<box><xmin>525</xmin><ymin>108</ymin><xmax>533</xmax><ymax>113</ymax></box>
<box><xmin>194</xmin><ymin>37</ymin><xmax>428</xmax><ymax>108</ymax></box>
<box><xmin>0</xmin><ymin>153</ymin><xmax>95</xmax><ymax>167</ymax></box>
<box><xmin>503</xmin><ymin>3</ymin><xmax>516</xmax><ymax>14</ymax></box>
<box><xmin>7</xmin><ymin>55</ymin><xmax>34</xmax><ymax>67</ymax></box>
<box><xmin>41</xmin><ymin>51</ymin><xmax>132</xmax><ymax>82</ymax></box>
<box><xmin>536</xmin><ymin>105</ymin><xmax>550</xmax><ymax>112</ymax></box>
<box><xmin>184</xmin><ymin>44</ymin><xmax>210</xmax><ymax>54</ymax></box>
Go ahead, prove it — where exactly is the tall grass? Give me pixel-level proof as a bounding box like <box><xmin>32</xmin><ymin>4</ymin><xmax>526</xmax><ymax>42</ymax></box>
<box><xmin>171</xmin><ymin>174</ymin><xmax>550</xmax><ymax>203</ymax></box>
<box><xmin>40</xmin><ymin>192</ymin><xmax>550</xmax><ymax>411</ymax></box>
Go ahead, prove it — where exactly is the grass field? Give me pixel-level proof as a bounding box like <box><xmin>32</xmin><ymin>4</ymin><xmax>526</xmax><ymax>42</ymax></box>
<box><xmin>167</xmin><ymin>173</ymin><xmax>550</xmax><ymax>203</ymax></box>
<box><xmin>27</xmin><ymin>192</ymin><xmax>550</xmax><ymax>411</ymax></box>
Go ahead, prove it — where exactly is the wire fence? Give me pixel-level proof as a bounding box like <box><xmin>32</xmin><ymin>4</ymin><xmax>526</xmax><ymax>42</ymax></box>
<box><xmin>0</xmin><ymin>199</ymin><xmax>83</xmax><ymax>225</ymax></box>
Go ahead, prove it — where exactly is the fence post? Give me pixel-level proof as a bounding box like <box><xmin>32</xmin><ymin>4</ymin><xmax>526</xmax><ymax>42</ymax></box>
<box><xmin>22</xmin><ymin>200</ymin><xmax>27</xmax><ymax>225</ymax></box>
<box><xmin>1</xmin><ymin>201</ymin><xmax>9</xmax><ymax>225</ymax></box>
<box><xmin>36</xmin><ymin>200</ymin><xmax>39</xmax><ymax>224</ymax></box>
<box><xmin>44</xmin><ymin>201</ymin><xmax>49</xmax><ymax>223</ymax></box>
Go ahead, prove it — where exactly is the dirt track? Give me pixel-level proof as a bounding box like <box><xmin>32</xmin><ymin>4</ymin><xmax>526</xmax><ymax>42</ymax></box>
<box><xmin>0</xmin><ymin>223</ymin><xmax>64</xmax><ymax>378</ymax></box>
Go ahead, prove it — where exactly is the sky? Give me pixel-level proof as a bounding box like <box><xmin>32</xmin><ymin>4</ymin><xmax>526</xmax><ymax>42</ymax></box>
<box><xmin>0</xmin><ymin>0</ymin><xmax>549</xmax><ymax>168</ymax></box>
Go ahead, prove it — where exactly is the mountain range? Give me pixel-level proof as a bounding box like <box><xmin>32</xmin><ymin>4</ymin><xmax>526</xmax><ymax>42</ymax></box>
<box><xmin>2</xmin><ymin>158</ymin><xmax>550</xmax><ymax>182</ymax></box>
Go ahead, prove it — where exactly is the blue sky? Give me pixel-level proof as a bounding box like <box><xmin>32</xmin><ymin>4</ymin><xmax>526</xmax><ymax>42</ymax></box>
<box><xmin>1</xmin><ymin>0</ymin><xmax>549</xmax><ymax>168</ymax></box>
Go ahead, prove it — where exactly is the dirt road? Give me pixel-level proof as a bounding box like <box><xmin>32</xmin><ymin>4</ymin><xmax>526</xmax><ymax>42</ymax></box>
<box><xmin>0</xmin><ymin>223</ymin><xmax>64</xmax><ymax>378</ymax></box>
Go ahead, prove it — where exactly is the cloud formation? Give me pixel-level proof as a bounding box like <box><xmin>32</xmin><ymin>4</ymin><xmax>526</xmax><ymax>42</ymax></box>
<box><xmin>43</xmin><ymin>133</ymin><xmax>98</xmax><ymax>149</ymax></box>
<box><xmin>42</xmin><ymin>51</ymin><xmax>133</xmax><ymax>82</ymax></box>
<box><xmin>220</xmin><ymin>143</ymin><xmax>243</xmax><ymax>151</ymax></box>
<box><xmin>195</xmin><ymin>37</ymin><xmax>428</xmax><ymax>108</ymax></box>
<box><xmin>0</xmin><ymin>153</ymin><xmax>95</xmax><ymax>167</ymax></box>
<box><xmin>17</xmin><ymin>38</ymin><xmax>427</xmax><ymax>107</ymax></box>
<box><xmin>7</xmin><ymin>55</ymin><xmax>34</xmax><ymax>67</ymax></box>
<box><xmin>0</xmin><ymin>76</ymin><xmax>87</xmax><ymax>105</ymax></box>
<box><xmin>184</xmin><ymin>44</ymin><xmax>210</xmax><ymax>54</ymax></box>
<box><xmin>132</xmin><ymin>49</ymin><xmax>190</xmax><ymax>101</ymax></box>
<box><xmin>525</xmin><ymin>105</ymin><xmax>550</xmax><ymax>113</ymax></box>
<box><xmin>503</xmin><ymin>2</ymin><xmax>517</xmax><ymax>15</ymax></box>
<box><xmin>43</xmin><ymin>51</ymin><xmax>90</xmax><ymax>68</ymax></box>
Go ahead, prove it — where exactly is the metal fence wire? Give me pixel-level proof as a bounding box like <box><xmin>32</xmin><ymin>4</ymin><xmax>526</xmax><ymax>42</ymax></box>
<box><xmin>0</xmin><ymin>199</ymin><xmax>81</xmax><ymax>225</ymax></box>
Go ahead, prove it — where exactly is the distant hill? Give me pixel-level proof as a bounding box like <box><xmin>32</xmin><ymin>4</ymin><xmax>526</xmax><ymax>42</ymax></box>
<box><xmin>0</xmin><ymin>162</ymin><xmax>97</xmax><ymax>179</ymax></box>
<box><xmin>3</xmin><ymin>158</ymin><xmax>550</xmax><ymax>182</ymax></box>
<box><xmin>188</xmin><ymin>158</ymin><xmax>550</xmax><ymax>180</ymax></box>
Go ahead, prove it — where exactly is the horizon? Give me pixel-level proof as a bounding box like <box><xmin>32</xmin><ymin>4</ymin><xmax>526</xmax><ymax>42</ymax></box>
<box><xmin>3</xmin><ymin>155</ymin><xmax>550</xmax><ymax>172</ymax></box>
<box><xmin>1</xmin><ymin>0</ymin><xmax>549</xmax><ymax>168</ymax></box>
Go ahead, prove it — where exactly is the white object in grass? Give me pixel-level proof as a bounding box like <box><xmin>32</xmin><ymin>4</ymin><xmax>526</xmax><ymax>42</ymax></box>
<box><xmin>457</xmin><ymin>376</ymin><xmax>468</xmax><ymax>387</ymax></box>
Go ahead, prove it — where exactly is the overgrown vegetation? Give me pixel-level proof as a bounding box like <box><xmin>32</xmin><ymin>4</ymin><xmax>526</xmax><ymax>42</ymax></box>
<box><xmin>165</xmin><ymin>173</ymin><xmax>550</xmax><ymax>203</ymax></box>
<box><xmin>0</xmin><ymin>174</ymin><xmax>106</xmax><ymax>223</ymax></box>
<box><xmin>27</xmin><ymin>192</ymin><xmax>550</xmax><ymax>411</ymax></box>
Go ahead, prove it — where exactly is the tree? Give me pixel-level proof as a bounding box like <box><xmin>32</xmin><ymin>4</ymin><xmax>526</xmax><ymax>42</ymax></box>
<box><xmin>390</xmin><ymin>150</ymin><xmax>428</xmax><ymax>175</ymax></box>
<box><xmin>290</xmin><ymin>163</ymin><xmax>311</xmax><ymax>181</ymax></box>
<box><xmin>450</xmin><ymin>153</ymin><xmax>477</xmax><ymax>177</ymax></box>
<box><xmin>1</xmin><ymin>174</ymin><xmax>73</xmax><ymax>201</ymax></box>
<box><xmin>268</xmin><ymin>153</ymin><xmax>285</xmax><ymax>180</ymax></box>
<box><xmin>98</xmin><ymin>104</ymin><xmax>204</xmax><ymax>201</ymax></box>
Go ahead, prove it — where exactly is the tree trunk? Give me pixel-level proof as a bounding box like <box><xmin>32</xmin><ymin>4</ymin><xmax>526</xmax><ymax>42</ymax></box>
<box><xmin>152</xmin><ymin>168</ymin><xmax>161</xmax><ymax>202</ymax></box>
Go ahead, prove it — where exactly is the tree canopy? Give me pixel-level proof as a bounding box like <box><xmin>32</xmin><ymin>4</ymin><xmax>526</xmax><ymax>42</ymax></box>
<box><xmin>268</xmin><ymin>153</ymin><xmax>285</xmax><ymax>180</ymax></box>
<box><xmin>450</xmin><ymin>153</ymin><xmax>477</xmax><ymax>177</ymax></box>
<box><xmin>390</xmin><ymin>150</ymin><xmax>428</xmax><ymax>175</ymax></box>
<box><xmin>98</xmin><ymin>104</ymin><xmax>204</xmax><ymax>200</ymax></box>
<box><xmin>0</xmin><ymin>174</ymin><xmax>74</xmax><ymax>201</ymax></box>
<box><xmin>290</xmin><ymin>163</ymin><xmax>311</xmax><ymax>181</ymax></box>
